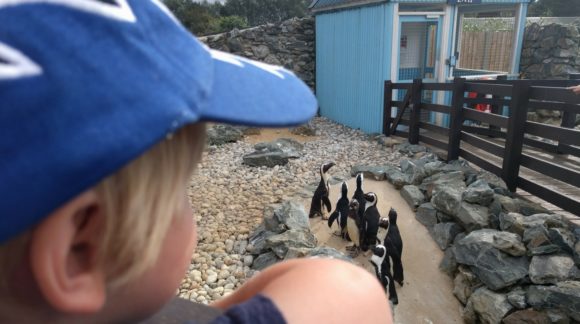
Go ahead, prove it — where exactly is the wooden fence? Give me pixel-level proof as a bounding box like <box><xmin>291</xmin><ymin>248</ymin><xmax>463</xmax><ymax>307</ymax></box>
<box><xmin>459</xmin><ymin>31</ymin><xmax>513</xmax><ymax>73</ymax></box>
<box><xmin>383</xmin><ymin>76</ymin><xmax>580</xmax><ymax>214</ymax></box>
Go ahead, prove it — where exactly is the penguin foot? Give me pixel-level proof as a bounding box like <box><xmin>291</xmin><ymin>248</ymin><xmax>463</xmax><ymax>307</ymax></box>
<box><xmin>390</xmin><ymin>297</ymin><xmax>399</xmax><ymax>305</ymax></box>
<box><xmin>348</xmin><ymin>248</ymin><xmax>360</xmax><ymax>258</ymax></box>
<box><xmin>332</xmin><ymin>231</ymin><xmax>342</xmax><ymax>237</ymax></box>
<box><xmin>345</xmin><ymin>245</ymin><xmax>357</xmax><ymax>251</ymax></box>
<box><xmin>396</xmin><ymin>280</ymin><xmax>404</xmax><ymax>287</ymax></box>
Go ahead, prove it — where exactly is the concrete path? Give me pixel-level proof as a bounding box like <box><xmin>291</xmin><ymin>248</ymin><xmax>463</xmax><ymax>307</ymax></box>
<box><xmin>304</xmin><ymin>178</ymin><xmax>463</xmax><ymax>324</ymax></box>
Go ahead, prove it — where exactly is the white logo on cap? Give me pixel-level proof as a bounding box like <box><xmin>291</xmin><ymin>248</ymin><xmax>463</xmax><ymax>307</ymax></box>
<box><xmin>210</xmin><ymin>50</ymin><xmax>286</xmax><ymax>79</ymax></box>
<box><xmin>0</xmin><ymin>42</ymin><xmax>42</xmax><ymax>79</ymax></box>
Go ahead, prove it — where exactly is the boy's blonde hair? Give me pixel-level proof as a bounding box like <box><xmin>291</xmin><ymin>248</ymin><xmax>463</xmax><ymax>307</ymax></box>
<box><xmin>0</xmin><ymin>123</ymin><xmax>206</xmax><ymax>291</ymax></box>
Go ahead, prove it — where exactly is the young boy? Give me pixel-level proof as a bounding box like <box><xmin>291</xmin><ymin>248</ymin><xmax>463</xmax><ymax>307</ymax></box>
<box><xmin>0</xmin><ymin>1</ymin><xmax>392</xmax><ymax>323</ymax></box>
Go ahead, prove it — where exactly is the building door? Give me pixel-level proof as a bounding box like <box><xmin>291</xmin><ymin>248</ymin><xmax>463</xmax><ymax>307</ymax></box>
<box><xmin>395</xmin><ymin>15</ymin><xmax>443</xmax><ymax>123</ymax></box>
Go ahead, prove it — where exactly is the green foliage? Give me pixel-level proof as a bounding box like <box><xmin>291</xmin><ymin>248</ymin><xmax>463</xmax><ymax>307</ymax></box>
<box><xmin>213</xmin><ymin>15</ymin><xmax>249</xmax><ymax>31</ymax></box>
<box><xmin>163</xmin><ymin>0</ymin><xmax>308</xmax><ymax>36</ymax></box>
<box><xmin>528</xmin><ymin>0</ymin><xmax>580</xmax><ymax>17</ymax></box>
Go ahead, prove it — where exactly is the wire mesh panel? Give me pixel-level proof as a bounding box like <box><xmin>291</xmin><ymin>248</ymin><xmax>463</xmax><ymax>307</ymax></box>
<box><xmin>455</xmin><ymin>12</ymin><xmax>516</xmax><ymax>75</ymax></box>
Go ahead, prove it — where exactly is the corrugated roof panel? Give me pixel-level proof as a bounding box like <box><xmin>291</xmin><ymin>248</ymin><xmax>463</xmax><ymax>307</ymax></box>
<box><xmin>310</xmin><ymin>0</ymin><xmax>531</xmax><ymax>12</ymax></box>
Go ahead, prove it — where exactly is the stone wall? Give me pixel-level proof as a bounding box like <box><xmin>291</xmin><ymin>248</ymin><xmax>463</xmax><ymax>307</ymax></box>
<box><xmin>520</xmin><ymin>22</ymin><xmax>580</xmax><ymax>80</ymax></box>
<box><xmin>199</xmin><ymin>17</ymin><xmax>316</xmax><ymax>90</ymax></box>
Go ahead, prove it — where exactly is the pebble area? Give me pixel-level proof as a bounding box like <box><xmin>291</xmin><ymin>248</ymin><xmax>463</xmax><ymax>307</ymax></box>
<box><xmin>179</xmin><ymin>117</ymin><xmax>404</xmax><ymax>304</ymax></box>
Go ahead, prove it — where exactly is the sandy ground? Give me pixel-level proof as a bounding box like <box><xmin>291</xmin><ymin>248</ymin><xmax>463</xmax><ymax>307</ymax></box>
<box><xmin>305</xmin><ymin>178</ymin><xmax>463</xmax><ymax>324</ymax></box>
<box><xmin>244</xmin><ymin>128</ymin><xmax>319</xmax><ymax>144</ymax></box>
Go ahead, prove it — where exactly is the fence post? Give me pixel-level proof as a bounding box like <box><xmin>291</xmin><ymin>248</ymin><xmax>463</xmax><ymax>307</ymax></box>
<box><xmin>447</xmin><ymin>77</ymin><xmax>465</xmax><ymax>162</ymax></box>
<box><xmin>502</xmin><ymin>80</ymin><xmax>531</xmax><ymax>192</ymax></box>
<box><xmin>408</xmin><ymin>78</ymin><xmax>423</xmax><ymax>144</ymax></box>
<box><xmin>383</xmin><ymin>80</ymin><xmax>393</xmax><ymax>136</ymax></box>
<box><xmin>558</xmin><ymin>74</ymin><xmax>580</xmax><ymax>153</ymax></box>
<box><xmin>489</xmin><ymin>74</ymin><xmax>508</xmax><ymax>136</ymax></box>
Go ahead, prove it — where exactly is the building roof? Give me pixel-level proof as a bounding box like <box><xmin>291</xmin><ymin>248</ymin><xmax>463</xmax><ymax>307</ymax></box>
<box><xmin>309</xmin><ymin>0</ymin><xmax>388</xmax><ymax>13</ymax></box>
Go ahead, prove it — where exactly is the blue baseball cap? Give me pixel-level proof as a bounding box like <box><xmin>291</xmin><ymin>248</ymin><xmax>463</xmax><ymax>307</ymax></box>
<box><xmin>0</xmin><ymin>0</ymin><xmax>317</xmax><ymax>242</ymax></box>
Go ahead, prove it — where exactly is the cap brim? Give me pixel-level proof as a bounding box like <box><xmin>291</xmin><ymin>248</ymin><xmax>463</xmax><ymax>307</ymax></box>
<box><xmin>199</xmin><ymin>50</ymin><xmax>317</xmax><ymax>127</ymax></box>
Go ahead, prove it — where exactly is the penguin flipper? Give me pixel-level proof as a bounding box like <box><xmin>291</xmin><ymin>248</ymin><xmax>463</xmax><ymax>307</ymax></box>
<box><xmin>327</xmin><ymin>211</ymin><xmax>339</xmax><ymax>228</ymax></box>
<box><xmin>322</xmin><ymin>195</ymin><xmax>332</xmax><ymax>213</ymax></box>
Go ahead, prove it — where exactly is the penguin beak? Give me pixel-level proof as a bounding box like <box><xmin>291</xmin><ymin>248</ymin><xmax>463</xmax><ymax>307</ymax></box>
<box><xmin>323</xmin><ymin>162</ymin><xmax>335</xmax><ymax>172</ymax></box>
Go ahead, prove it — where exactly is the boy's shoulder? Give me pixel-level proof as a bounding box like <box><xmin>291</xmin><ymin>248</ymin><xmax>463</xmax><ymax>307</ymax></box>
<box><xmin>189</xmin><ymin>295</ymin><xmax>285</xmax><ymax>324</ymax></box>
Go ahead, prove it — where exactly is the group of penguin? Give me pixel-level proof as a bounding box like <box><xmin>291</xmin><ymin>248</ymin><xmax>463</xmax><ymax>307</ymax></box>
<box><xmin>308</xmin><ymin>162</ymin><xmax>404</xmax><ymax>305</ymax></box>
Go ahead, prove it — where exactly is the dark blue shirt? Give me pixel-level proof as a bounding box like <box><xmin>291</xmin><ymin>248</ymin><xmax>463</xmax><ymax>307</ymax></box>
<box><xmin>187</xmin><ymin>295</ymin><xmax>286</xmax><ymax>324</ymax></box>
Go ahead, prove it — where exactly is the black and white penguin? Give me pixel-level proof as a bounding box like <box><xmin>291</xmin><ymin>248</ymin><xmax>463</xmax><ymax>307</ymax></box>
<box><xmin>370</xmin><ymin>245</ymin><xmax>398</xmax><ymax>305</ymax></box>
<box><xmin>351</xmin><ymin>173</ymin><xmax>366</xmax><ymax>242</ymax></box>
<box><xmin>345</xmin><ymin>199</ymin><xmax>363</xmax><ymax>257</ymax></box>
<box><xmin>385</xmin><ymin>207</ymin><xmax>404</xmax><ymax>286</ymax></box>
<box><xmin>309</xmin><ymin>162</ymin><xmax>335</xmax><ymax>219</ymax></box>
<box><xmin>362</xmin><ymin>192</ymin><xmax>381</xmax><ymax>252</ymax></box>
<box><xmin>328</xmin><ymin>182</ymin><xmax>349</xmax><ymax>239</ymax></box>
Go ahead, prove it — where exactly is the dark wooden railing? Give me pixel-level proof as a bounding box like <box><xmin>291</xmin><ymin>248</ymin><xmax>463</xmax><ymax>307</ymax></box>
<box><xmin>383</xmin><ymin>75</ymin><xmax>580</xmax><ymax>215</ymax></box>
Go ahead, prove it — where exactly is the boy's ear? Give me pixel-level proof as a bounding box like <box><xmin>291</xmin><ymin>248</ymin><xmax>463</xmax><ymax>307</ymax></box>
<box><xmin>29</xmin><ymin>190</ymin><xmax>106</xmax><ymax>314</ymax></box>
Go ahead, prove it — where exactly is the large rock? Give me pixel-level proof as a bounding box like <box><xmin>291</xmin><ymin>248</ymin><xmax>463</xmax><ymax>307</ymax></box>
<box><xmin>265</xmin><ymin>229</ymin><xmax>317</xmax><ymax>258</ymax></box>
<box><xmin>350</xmin><ymin>165</ymin><xmax>391</xmax><ymax>181</ymax></box>
<box><xmin>529</xmin><ymin>254</ymin><xmax>577</xmax><ymax>284</ymax></box>
<box><xmin>524</xmin><ymin>225</ymin><xmax>561</xmax><ymax>256</ymax></box>
<box><xmin>432</xmin><ymin>186</ymin><xmax>464</xmax><ymax>216</ymax></box>
<box><xmin>468</xmin><ymin>287</ymin><xmax>513</xmax><ymax>324</ymax></box>
<box><xmin>455</xmin><ymin>202</ymin><xmax>490</xmax><ymax>232</ymax></box>
<box><xmin>242</xmin><ymin>150</ymin><xmax>290</xmax><ymax>167</ymax></box>
<box><xmin>454</xmin><ymin>230</ymin><xmax>529</xmax><ymax>290</ymax></box>
<box><xmin>290</xmin><ymin>123</ymin><xmax>317</xmax><ymax>136</ymax></box>
<box><xmin>440</xmin><ymin>248</ymin><xmax>458</xmax><ymax>277</ymax></box>
<box><xmin>401</xmin><ymin>185</ymin><xmax>425</xmax><ymax>210</ymax></box>
<box><xmin>416</xmin><ymin>203</ymin><xmax>438</xmax><ymax>228</ymax></box>
<box><xmin>243</xmin><ymin>138</ymin><xmax>305</xmax><ymax>167</ymax></box>
<box><xmin>507</xmin><ymin>287</ymin><xmax>527</xmax><ymax>309</ymax></box>
<box><xmin>517</xmin><ymin>199</ymin><xmax>550</xmax><ymax>216</ymax></box>
<box><xmin>252</xmin><ymin>251</ymin><xmax>280</xmax><ymax>270</ymax></box>
<box><xmin>476</xmin><ymin>170</ymin><xmax>507</xmax><ymax>190</ymax></box>
<box><xmin>400</xmin><ymin>159</ymin><xmax>428</xmax><ymax>185</ymax></box>
<box><xmin>247</xmin><ymin>225</ymin><xmax>277</xmax><ymax>255</ymax></box>
<box><xmin>395</xmin><ymin>142</ymin><xmax>427</xmax><ymax>155</ymax></box>
<box><xmin>207</xmin><ymin>124</ymin><xmax>244</xmax><ymax>145</ymax></box>
<box><xmin>306</xmin><ymin>246</ymin><xmax>353</xmax><ymax>263</ymax></box>
<box><xmin>498</xmin><ymin>195</ymin><xmax>520</xmax><ymax>213</ymax></box>
<box><xmin>420</xmin><ymin>170</ymin><xmax>465</xmax><ymax>199</ymax></box>
<box><xmin>423</xmin><ymin>161</ymin><xmax>446</xmax><ymax>177</ymax></box>
<box><xmin>263</xmin><ymin>201</ymin><xmax>309</xmax><ymax>233</ymax></box>
<box><xmin>453</xmin><ymin>266</ymin><xmax>482</xmax><ymax>305</ymax></box>
<box><xmin>253</xmin><ymin>138</ymin><xmax>304</xmax><ymax>158</ymax></box>
<box><xmin>463</xmin><ymin>180</ymin><xmax>494</xmax><ymax>206</ymax></box>
<box><xmin>385</xmin><ymin>166</ymin><xmax>410</xmax><ymax>189</ymax></box>
<box><xmin>527</xmin><ymin>281</ymin><xmax>580</xmax><ymax>321</ymax></box>
<box><xmin>430</xmin><ymin>222</ymin><xmax>463</xmax><ymax>250</ymax></box>
<box><xmin>548</xmin><ymin>228</ymin><xmax>576</xmax><ymax>255</ymax></box>
<box><xmin>503</xmin><ymin>309</ymin><xmax>551</xmax><ymax>324</ymax></box>
<box><xmin>500</xmin><ymin>213</ymin><xmax>566</xmax><ymax>236</ymax></box>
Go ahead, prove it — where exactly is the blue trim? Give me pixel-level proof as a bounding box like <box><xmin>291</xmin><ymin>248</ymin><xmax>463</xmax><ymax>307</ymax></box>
<box><xmin>512</xmin><ymin>3</ymin><xmax>527</xmax><ymax>75</ymax></box>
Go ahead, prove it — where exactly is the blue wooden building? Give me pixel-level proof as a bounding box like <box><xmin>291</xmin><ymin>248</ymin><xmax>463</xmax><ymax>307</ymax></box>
<box><xmin>310</xmin><ymin>0</ymin><xmax>531</xmax><ymax>133</ymax></box>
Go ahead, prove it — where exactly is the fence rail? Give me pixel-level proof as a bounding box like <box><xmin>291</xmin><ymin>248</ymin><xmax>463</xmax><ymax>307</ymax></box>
<box><xmin>383</xmin><ymin>76</ymin><xmax>580</xmax><ymax>215</ymax></box>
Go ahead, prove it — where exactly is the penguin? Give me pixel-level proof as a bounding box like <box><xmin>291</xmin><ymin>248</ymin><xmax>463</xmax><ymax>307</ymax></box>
<box><xmin>351</xmin><ymin>173</ymin><xmax>366</xmax><ymax>242</ymax></box>
<box><xmin>345</xmin><ymin>199</ymin><xmax>363</xmax><ymax>257</ymax></box>
<box><xmin>385</xmin><ymin>207</ymin><xmax>404</xmax><ymax>286</ymax></box>
<box><xmin>309</xmin><ymin>162</ymin><xmax>335</xmax><ymax>219</ymax></box>
<box><xmin>370</xmin><ymin>245</ymin><xmax>399</xmax><ymax>305</ymax></box>
<box><xmin>362</xmin><ymin>192</ymin><xmax>381</xmax><ymax>252</ymax></box>
<box><xmin>328</xmin><ymin>181</ymin><xmax>349</xmax><ymax>238</ymax></box>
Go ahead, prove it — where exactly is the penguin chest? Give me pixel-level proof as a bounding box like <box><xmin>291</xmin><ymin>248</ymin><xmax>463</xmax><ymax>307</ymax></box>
<box><xmin>347</xmin><ymin>218</ymin><xmax>360</xmax><ymax>246</ymax></box>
